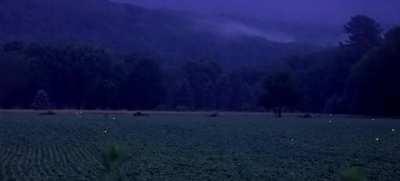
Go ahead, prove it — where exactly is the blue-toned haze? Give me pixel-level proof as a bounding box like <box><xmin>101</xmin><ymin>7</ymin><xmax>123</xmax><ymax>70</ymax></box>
<box><xmin>115</xmin><ymin>0</ymin><xmax>400</xmax><ymax>25</ymax></box>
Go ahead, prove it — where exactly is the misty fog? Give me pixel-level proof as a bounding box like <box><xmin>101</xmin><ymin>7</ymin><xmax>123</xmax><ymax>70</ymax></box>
<box><xmin>115</xmin><ymin>0</ymin><xmax>400</xmax><ymax>25</ymax></box>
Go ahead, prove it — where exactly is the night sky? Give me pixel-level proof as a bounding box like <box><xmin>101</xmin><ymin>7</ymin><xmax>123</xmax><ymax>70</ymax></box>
<box><xmin>116</xmin><ymin>0</ymin><xmax>400</xmax><ymax>25</ymax></box>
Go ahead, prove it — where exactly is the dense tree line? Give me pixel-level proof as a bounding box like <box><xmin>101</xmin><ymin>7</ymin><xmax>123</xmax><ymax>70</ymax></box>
<box><xmin>0</xmin><ymin>15</ymin><xmax>399</xmax><ymax>116</ymax></box>
<box><xmin>0</xmin><ymin>42</ymin><xmax>263</xmax><ymax>110</ymax></box>
<box><xmin>265</xmin><ymin>15</ymin><xmax>400</xmax><ymax>116</ymax></box>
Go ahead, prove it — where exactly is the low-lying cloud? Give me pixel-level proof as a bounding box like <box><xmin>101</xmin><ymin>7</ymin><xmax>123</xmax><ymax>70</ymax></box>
<box><xmin>115</xmin><ymin>0</ymin><xmax>400</xmax><ymax>26</ymax></box>
<box><xmin>217</xmin><ymin>21</ymin><xmax>294</xmax><ymax>43</ymax></box>
<box><xmin>195</xmin><ymin>17</ymin><xmax>295</xmax><ymax>43</ymax></box>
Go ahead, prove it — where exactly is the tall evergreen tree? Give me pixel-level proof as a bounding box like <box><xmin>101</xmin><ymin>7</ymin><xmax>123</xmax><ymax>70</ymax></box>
<box><xmin>343</xmin><ymin>15</ymin><xmax>382</xmax><ymax>58</ymax></box>
<box><xmin>345</xmin><ymin>27</ymin><xmax>400</xmax><ymax>116</ymax></box>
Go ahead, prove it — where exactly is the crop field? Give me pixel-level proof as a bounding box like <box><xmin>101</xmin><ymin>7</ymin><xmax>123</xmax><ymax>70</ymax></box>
<box><xmin>0</xmin><ymin>111</ymin><xmax>399</xmax><ymax>180</ymax></box>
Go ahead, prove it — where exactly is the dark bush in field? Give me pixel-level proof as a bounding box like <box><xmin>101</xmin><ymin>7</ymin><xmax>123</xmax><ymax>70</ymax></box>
<box><xmin>298</xmin><ymin>113</ymin><xmax>313</xmax><ymax>118</ymax></box>
<box><xmin>32</xmin><ymin>90</ymin><xmax>51</xmax><ymax>110</ymax></box>
<box><xmin>208</xmin><ymin>112</ymin><xmax>220</xmax><ymax>117</ymax></box>
<box><xmin>38</xmin><ymin>111</ymin><xmax>56</xmax><ymax>116</ymax></box>
<box><xmin>133</xmin><ymin>112</ymin><xmax>150</xmax><ymax>117</ymax></box>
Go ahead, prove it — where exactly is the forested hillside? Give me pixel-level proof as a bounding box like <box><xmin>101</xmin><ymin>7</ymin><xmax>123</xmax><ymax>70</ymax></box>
<box><xmin>0</xmin><ymin>42</ymin><xmax>266</xmax><ymax>110</ymax></box>
<box><xmin>0</xmin><ymin>0</ymin><xmax>312</xmax><ymax>69</ymax></box>
<box><xmin>0</xmin><ymin>0</ymin><xmax>399</xmax><ymax>116</ymax></box>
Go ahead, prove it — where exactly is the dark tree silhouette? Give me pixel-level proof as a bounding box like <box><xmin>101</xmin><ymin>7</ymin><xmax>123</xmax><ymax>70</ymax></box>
<box><xmin>344</xmin><ymin>26</ymin><xmax>400</xmax><ymax>116</ymax></box>
<box><xmin>343</xmin><ymin>15</ymin><xmax>382</xmax><ymax>56</ymax></box>
<box><xmin>32</xmin><ymin>89</ymin><xmax>51</xmax><ymax>110</ymax></box>
<box><xmin>260</xmin><ymin>72</ymin><xmax>300</xmax><ymax>117</ymax></box>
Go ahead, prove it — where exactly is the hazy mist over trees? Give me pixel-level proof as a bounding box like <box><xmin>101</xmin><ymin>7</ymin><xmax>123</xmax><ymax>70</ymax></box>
<box><xmin>115</xmin><ymin>0</ymin><xmax>400</xmax><ymax>25</ymax></box>
<box><xmin>0</xmin><ymin>0</ymin><xmax>399</xmax><ymax>116</ymax></box>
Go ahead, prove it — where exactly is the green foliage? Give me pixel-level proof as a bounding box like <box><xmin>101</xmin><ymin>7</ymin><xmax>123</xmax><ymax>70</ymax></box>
<box><xmin>102</xmin><ymin>144</ymin><xmax>123</xmax><ymax>170</ymax></box>
<box><xmin>101</xmin><ymin>144</ymin><xmax>126</xmax><ymax>181</ymax></box>
<box><xmin>340</xmin><ymin>167</ymin><xmax>367</xmax><ymax>181</ymax></box>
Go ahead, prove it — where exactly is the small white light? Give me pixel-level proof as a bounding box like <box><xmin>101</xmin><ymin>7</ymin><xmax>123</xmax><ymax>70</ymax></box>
<box><xmin>371</xmin><ymin>118</ymin><xmax>376</xmax><ymax>121</ymax></box>
<box><xmin>104</xmin><ymin>129</ymin><xmax>108</xmax><ymax>134</ymax></box>
<box><xmin>111</xmin><ymin>116</ymin><xmax>116</xmax><ymax>120</ymax></box>
<box><xmin>328</xmin><ymin>120</ymin><xmax>333</xmax><ymax>123</ymax></box>
<box><xmin>375</xmin><ymin>137</ymin><xmax>380</xmax><ymax>142</ymax></box>
<box><xmin>392</xmin><ymin>129</ymin><xmax>396</xmax><ymax>132</ymax></box>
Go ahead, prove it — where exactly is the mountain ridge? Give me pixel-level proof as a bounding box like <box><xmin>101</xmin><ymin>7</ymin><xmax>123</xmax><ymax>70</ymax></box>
<box><xmin>0</xmin><ymin>0</ymin><xmax>317</xmax><ymax>69</ymax></box>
